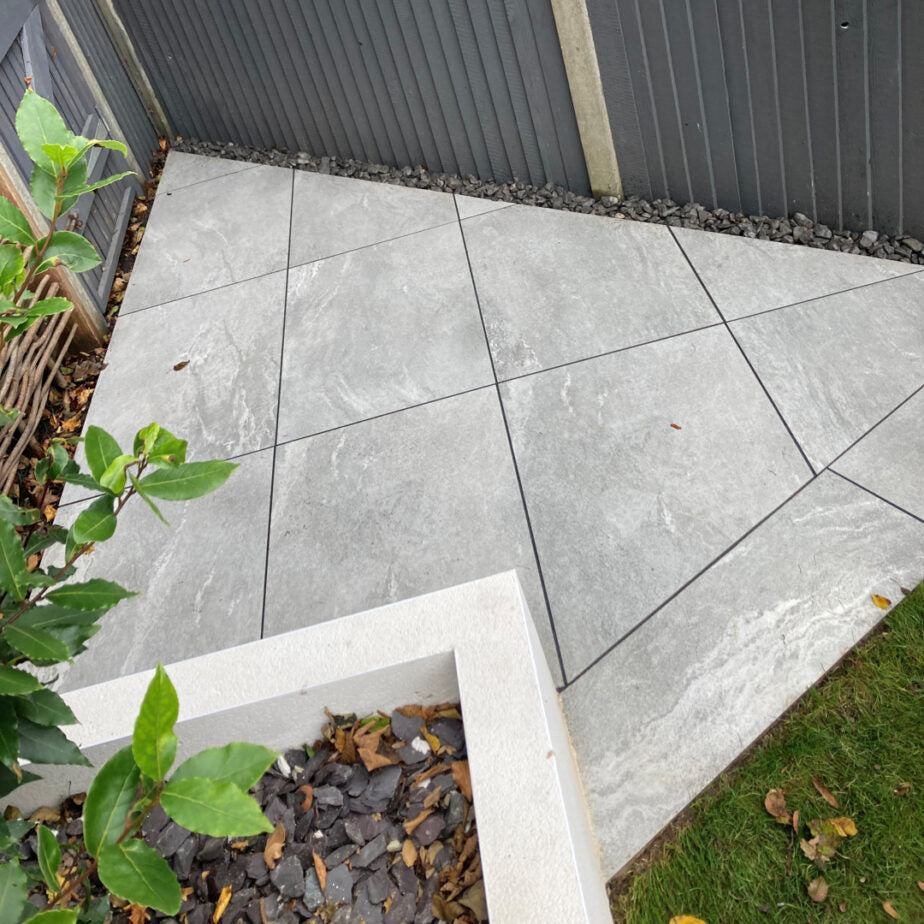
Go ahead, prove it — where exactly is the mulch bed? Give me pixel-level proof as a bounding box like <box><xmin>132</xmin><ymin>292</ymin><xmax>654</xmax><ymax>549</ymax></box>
<box><xmin>11</xmin><ymin>704</ymin><xmax>486</xmax><ymax>924</ymax></box>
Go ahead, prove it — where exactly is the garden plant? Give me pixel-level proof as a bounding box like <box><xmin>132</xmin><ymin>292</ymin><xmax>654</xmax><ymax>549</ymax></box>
<box><xmin>0</xmin><ymin>90</ymin><xmax>276</xmax><ymax>921</ymax></box>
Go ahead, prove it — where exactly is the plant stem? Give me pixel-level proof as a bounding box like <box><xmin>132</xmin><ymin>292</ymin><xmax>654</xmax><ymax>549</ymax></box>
<box><xmin>13</xmin><ymin>174</ymin><xmax>64</xmax><ymax>305</ymax></box>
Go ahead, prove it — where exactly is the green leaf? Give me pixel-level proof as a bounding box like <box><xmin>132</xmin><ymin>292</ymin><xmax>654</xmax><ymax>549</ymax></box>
<box><xmin>83</xmin><ymin>426</ymin><xmax>122</xmax><ymax>486</ymax></box>
<box><xmin>59</xmin><ymin>460</ymin><xmax>98</xmax><ymax>492</ymax></box>
<box><xmin>0</xmin><ymin>761</ymin><xmax>39</xmax><ymax>798</ymax></box>
<box><xmin>0</xmin><ymin>698</ymin><xmax>18</xmax><ymax>767</ymax></box>
<box><xmin>0</xmin><ymin>197</ymin><xmax>35</xmax><ymax>247</ymax></box>
<box><xmin>47</xmin><ymin>578</ymin><xmax>138</xmax><ymax>611</ymax></box>
<box><xmin>3</xmin><ymin>624</ymin><xmax>70</xmax><ymax>662</ymax></box>
<box><xmin>98</xmin><ymin>453</ymin><xmax>136</xmax><ymax>496</ymax></box>
<box><xmin>12</xmin><ymin>689</ymin><xmax>77</xmax><ymax>727</ymax></box>
<box><xmin>0</xmin><ymin>404</ymin><xmax>20</xmax><ymax>426</ymax></box>
<box><xmin>161</xmin><ymin>778</ymin><xmax>273</xmax><ymax>836</ymax></box>
<box><xmin>132</xmin><ymin>423</ymin><xmax>160</xmax><ymax>457</ymax></box>
<box><xmin>24</xmin><ymin>526</ymin><xmax>67</xmax><ymax>557</ymax></box>
<box><xmin>34</xmin><ymin>232</ymin><xmax>100</xmax><ymax>274</ymax></box>
<box><xmin>0</xmin><ymin>817</ymin><xmax>33</xmax><ymax>853</ymax></box>
<box><xmin>24</xmin><ymin>297</ymin><xmax>71</xmax><ymax>321</ymax></box>
<box><xmin>0</xmin><ymin>518</ymin><xmax>30</xmax><ymax>601</ymax></box>
<box><xmin>133</xmin><ymin>664</ymin><xmax>178</xmax><ymax>780</ymax></box>
<box><xmin>35</xmin><ymin>442</ymin><xmax>70</xmax><ymax>484</ymax></box>
<box><xmin>0</xmin><ymin>495</ymin><xmax>40</xmax><ymax>526</ymax></box>
<box><xmin>83</xmin><ymin>746</ymin><xmax>140</xmax><ymax>856</ymax></box>
<box><xmin>40</xmin><ymin>142</ymin><xmax>80</xmax><ymax>167</ymax></box>
<box><xmin>17</xmin><ymin>719</ymin><xmax>90</xmax><ymax>766</ymax></box>
<box><xmin>87</xmin><ymin>138</ymin><xmax>128</xmax><ymax>156</ymax></box>
<box><xmin>24</xmin><ymin>910</ymin><xmax>79</xmax><ymax>924</ymax></box>
<box><xmin>97</xmin><ymin>839</ymin><xmax>181</xmax><ymax>914</ymax></box>
<box><xmin>71</xmin><ymin>495</ymin><xmax>116</xmax><ymax>544</ymax></box>
<box><xmin>172</xmin><ymin>742</ymin><xmax>277</xmax><ymax>791</ymax></box>
<box><xmin>15</xmin><ymin>90</ymin><xmax>72</xmax><ymax>170</ymax></box>
<box><xmin>139</xmin><ymin>460</ymin><xmax>238</xmax><ymax>501</ymax></box>
<box><xmin>29</xmin><ymin>157</ymin><xmax>89</xmax><ymax>222</ymax></box>
<box><xmin>0</xmin><ymin>665</ymin><xmax>42</xmax><ymax>695</ymax></box>
<box><xmin>127</xmin><ymin>471</ymin><xmax>168</xmax><ymax>527</ymax></box>
<box><xmin>0</xmin><ymin>858</ymin><xmax>27</xmax><ymax>923</ymax></box>
<box><xmin>67</xmin><ymin>171</ymin><xmax>135</xmax><ymax>196</ymax></box>
<box><xmin>136</xmin><ymin>426</ymin><xmax>187</xmax><ymax>469</ymax></box>
<box><xmin>0</xmin><ymin>243</ymin><xmax>24</xmax><ymax>291</ymax></box>
<box><xmin>15</xmin><ymin>604</ymin><xmax>102</xmax><ymax>632</ymax></box>
<box><xmin>36</xmin><ymin>824</ymin><xmax>61</xmax><ymax>893</ymax></box>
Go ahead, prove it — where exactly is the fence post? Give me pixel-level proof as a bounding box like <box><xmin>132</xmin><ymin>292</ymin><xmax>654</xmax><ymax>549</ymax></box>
<box><xmin>550</xmin><ymin>0</ymin><xmax>622</xmax><ymax>199</ymax></box>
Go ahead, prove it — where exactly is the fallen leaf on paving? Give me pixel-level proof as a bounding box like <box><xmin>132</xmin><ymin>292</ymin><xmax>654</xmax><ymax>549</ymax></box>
<box><xmin>402</xmin><ymin>838</ymin><xmax>417</xmax><ymax>868</ymax></box>
<box><xmin>452</xmin><ymin>760</ymin><xmax>473</xmax><ymax>802</ymax></box>
<box><xmin>900</xmin><ymin>587</ymin><xmax>912</xmax><ymax>596</ymax></box>
<box><xmin>813</xmin><ymin>776</ymin><xmax>839</xmax><ymax>808</ymax></box>
<box><xmin>358</xmin><ymin>745</ymin><xmax>393</xmax><ymax>772</ymax></box>
<box><xmin>262</xmin><ymin>821</ymin><xmax>285</xmax><ymax>870</ymax></box>
<box><xmin>404</xmin><ymin>808</ymin><xmax>433</xmax><ymax>836</ymax></box>
<box><xmin>173</xmin><ymin>360</ymin><xmax>189</xmax><ymax>371</ymax></box>
<box><xmin>764</xmin><ymin>788</ymin><xmax>791</xmax><ymax>823</ymax></box>
<box><xmin>882</xmin><ymin>900</ymin><xmax>900</xmax><ymax>919</ymax></box>
<box><xmin>312</xmin><ymin>851</ymin><xmax>326</xmax><ymax>892</ymax></box>
<box><xmin>894</xmin><ymin>782</ymin><xmax>911</xmax><ymax>796</ymax></box>
<box><xmin>872</xmin><ymin>594</ymin><xmax>891</xmax><ymax>609</ymax></box>
<box><xmin>213</xmin><ymin>885</ymin><xmax>231</xmax><ymax>922</ymax></box>
<box><xmin>807</xmin><ymin>877</ymin><xmax>829</xmax><ymax>903</ymax></box>
<box><xmin>668</xmin><ymin>917</ymin><xmax>707</xmax><ymax>924</ymax></box>
<box><xmin>670</xmin><ymin>423</ymin><xmax>682</xmax><ymax>430</ymax></box>
<box><xmin>297</xmin><ymin>784</ymin><xmax>313</xmax><ymax>810</ymax></box>
<box><xmin>830</xmin><ymin>816</ymin><xmax>858</xmax><ymax>837</ymax></box>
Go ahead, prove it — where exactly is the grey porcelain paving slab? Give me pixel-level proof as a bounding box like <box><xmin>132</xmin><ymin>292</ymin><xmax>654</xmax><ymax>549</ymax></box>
<box><xmin>77</xmin><ymin>271</ymin><xmax>285</xmax><ymax>461</ymax></box>
<box><xmin>673</xmin><ymin>226</ymin><xmax>921</xmax><ymax>320</ymax></box>
<box><xmin>562</xmin><ymin>472</ymin><xmax>924</xmax><ymax>876</ymax></box>
<box><xmin>502</xmin><ymin>325</ymin><xmax>810</xmax><ymax>678</ymax></box>
<box><xmin>53</xmin><ymin>448</ymin><xmax>274</xmax><ymax>692</ymax></box>
<box><xmin>731</xmin><ymin>272</ymin><xmax>924</xmax><ymax>471</ymax></box>
<box><xmin>278</xmin><ymin>224</ymin><xmax>494</xmax><ymax>442</ymax></box>
<box><xmin>263</xmin><ymin>388</ymin><xmax>563</xmax><ymax>685</ymax></box>
<box><xmin>157</xmin><ymin>150</ymin><xmax>259</xmax><ymax>194</ymax></box>
<box><xmin>289</xmin><ymin>171</ymin><xmax>457</xmax><ymax>267</ymax></box>
<box><xmin>462</xmin><ymin>206</ymin><xmax>718</xmax><ymax>379</ymax></box>
<box><xmin>832</xmin><ymin>388</ymin><xmax>924</xmax><ymax>520</ymax></box>
<box><xmin>122</xmin><ymin>163</ymin><xmax>291</xmax><ymax>313</ymax></box>
<box><xmin>453</xmin><ymin>195</ymin><xmax>512</xmax><ymax>219</ymax></box>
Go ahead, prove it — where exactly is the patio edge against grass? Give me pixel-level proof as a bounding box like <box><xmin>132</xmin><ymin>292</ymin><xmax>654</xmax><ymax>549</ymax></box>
<box><xmin>6</xmin><ymin>571</ymin><xmax>611</xmax><ymax>924</ymax></box>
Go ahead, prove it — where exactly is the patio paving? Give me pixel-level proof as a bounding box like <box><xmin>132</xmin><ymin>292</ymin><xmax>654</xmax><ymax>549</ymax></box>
<box><xmin>57</xmin><ymin>151</ymin><xmax>924</xmax><ymax>877</ymax></box>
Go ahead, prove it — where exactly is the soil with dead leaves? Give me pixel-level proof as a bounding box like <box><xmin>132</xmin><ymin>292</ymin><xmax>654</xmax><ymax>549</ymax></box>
<box><xmin>10</xmin><ymin>704</ymin><xmax>486</xmax><ymax>924</ymax></box>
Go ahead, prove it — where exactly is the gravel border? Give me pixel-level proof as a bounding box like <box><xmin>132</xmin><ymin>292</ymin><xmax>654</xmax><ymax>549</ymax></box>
<box><xmin>171</xmin><ymin>139</ymin><xmax>924</xmax><ymax>265</ymax></box>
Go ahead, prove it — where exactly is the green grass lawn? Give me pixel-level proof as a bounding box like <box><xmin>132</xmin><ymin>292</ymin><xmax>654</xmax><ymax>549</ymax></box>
<box><xmin>612</xmin><ymin>583</ymin><xmax>924</xmax><ymax>924</ymax></box>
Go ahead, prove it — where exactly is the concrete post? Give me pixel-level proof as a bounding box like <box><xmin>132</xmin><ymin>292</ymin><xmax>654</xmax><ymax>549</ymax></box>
<box><xmin>550</xmin><ymin>0</ymin><xmax>623</xmax><ymax>199</ymax></box>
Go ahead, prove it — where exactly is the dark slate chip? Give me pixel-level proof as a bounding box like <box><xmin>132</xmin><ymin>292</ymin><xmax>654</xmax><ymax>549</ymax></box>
<box><xmin>444</xmin><ymin>791</ymin><xmax>466</xmax><ymax>833</ymax></box>
<box><xmin>347</xmin><ymin>762</ymin><xmax>369</xmax><ymax>796</ymax></box>
<box><xmin>427</xmin><ymin>718</ymin><xmax>464</xmax><ymax>752</ymax></box>
<box><xmin>353</xmin><ymin>892</ymin><xmax>384</xmax><ymax>924</ymax></box>
<box><xmin>433</xmin><ymin>844</ymin><xmax>455</xmax><ymax>872</ymax></box>
<box><xmin>330</xmin><ymin>907</ymin><xmax>354</xmax><ymax>924</ymax></box>
<box><xmin>390</xmin><ymin>861</ymin><xmax>418</xmax><ymax>894</ymax></box>
<box><xmin>364</xmin><ymin>765</ymin><xmax>402</xmax><ymax>803</ymax></box>
<box><xmin>413</xmin><ymin>815</ymin><xmax>445</xmax><ymax>848</ymax></box>
<box><xmin>303</xmin><ymin>868</ymin><xmax>324</xmax><ymax>912</ymax></box>
<box><xmin>390</xmin><ymin>709</ymin><xmax>423</xmax><ymax>742</ymax></box>
<box><xmin>196</xmin><ymin>836</ymin><xmax>226</xmax><ymax>863</ymax></box>
<box><xmin>269</xmin><ymin>855</ymin><xmax>305</xmax><ymax>899</ymax></box>
<box><xmin>365</xmin><ymin>868</ymin><xmax>394</xmax><ymax>904</ymax></box>
<box><xmin>384</xmin><ymin>890</ymin><xmax>418</xmax><ymax>924</ymax></box>
<box><xmin>324</xmin><ymin>863</ymin><xmax>353</xmax><ymax>905</ymax></box>
<box><xmin>154</xmin><ymin>821</ymin><xmax>192</xmax><ymax>858</ymax></box>
<box><xmin>244</xmin><ymin>852</ymin><xmax>267</xmax><ymax>882</ymax></box>
<box><xmin>326</xmin><ymin>818</ymin><xmax>350</xmax><ymax>850</ymax></box>
<box><xmin>316</xmin><ymin>762</ymin><xmax>352</xmax><ymax>787</ymax></box>
<box><xmin>141</xmin><ymin>803</ymin><xmax>170</xmax><ymax>840</ymax></box>
<box><xmin>396</xmin><ymin>740</ymin><xmax>430</xmax><ymax>765</ymax></box>
<box><xmin>344</xmin><ymin>813</ymin><xmax>379</xmax><ymax>846</ymax></box>
<box><xmin>263</xmin><ymin>794</ymin><xmax>289</xmax><ymax>822</ymax></box>
<box><xmin>352</xmin><ymin>833</ymin><xmax>387</xmax><ymax>868</ymax></box>
<box><xmin>323</xmin><ymin>843</ymin><xmax>357</xmax><ymax>868</ymax></box>
<box><xmin>296</xmin><ymin>747</ymin><xmax>330</xmax><ymax>784</ymax></box>
<box><xmin>172</xmin><ymin>833</ymin><xmax>198</xmax><ymax>881</ymax></box>
<box><xmin>283</xmin><ymin>747</ymin><xmax>309</xmax><ymax>773</ymax></box>
<box><xmin>313</xmin><ymin>784</ymin><xmax>345</xmax><ymax>807</ymax></box>
<box><xmin>315</xmin><ymin>805</ymin><xmax>341</xmax><ymax>829</ymax></box>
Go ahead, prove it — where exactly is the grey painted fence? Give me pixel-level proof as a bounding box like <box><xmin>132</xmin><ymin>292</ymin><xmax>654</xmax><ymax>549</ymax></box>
<box><xmin>111</xmin><ymin>0</ymin><xmax>590</xmax><ymax>193</ymax></box>
<box><xmin>588</xmin><ymin>0</ymin><xmax>924</xmax><ymax>238</ymax></box>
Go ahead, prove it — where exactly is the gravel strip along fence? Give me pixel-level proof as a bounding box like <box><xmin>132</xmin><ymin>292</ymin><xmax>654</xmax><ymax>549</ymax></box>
<box><xmin>172</xmin><ymin>140</ymin><xmax>924</xmax><ymax>265</ymax></box>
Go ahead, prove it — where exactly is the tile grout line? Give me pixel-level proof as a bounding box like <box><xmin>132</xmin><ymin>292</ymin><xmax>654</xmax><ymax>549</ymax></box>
<box><xmin>452</xmin><ymin>193</ymin><xmax>569</xmax><ymax>686</ymax></box>
<box><xmin>161</xmin><ymin>161</ymin><xmax>262</xmax><ymax>195</ymax></box>
<box><xmin>667</xmin><ymin>225</ymin><xmax>817</xmax><ymax>477</ymax></box>
<box><xmin>721</xmin><ymin>264</ymin><xmax>924</xmax><ymax>325</ymax></box>
<box><xmin>562</xmin><ymin>380</ymin><xmax>924</xmax><ymax>691</ymax></box>
<box><xmin>828</xmin><ymin>469</ymin><xmax>924</xmax><ymax>527</ymax></box>
<box><xmin>259</xmin><ymin>169</ymin><xmax>296</xmax><ymax>640</ymax></box>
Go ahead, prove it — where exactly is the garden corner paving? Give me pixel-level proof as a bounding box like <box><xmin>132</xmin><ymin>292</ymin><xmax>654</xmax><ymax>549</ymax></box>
<box><xmin>55</xmin><ymin>151</ymin><xmax>924</xmax><ymax>877</ymax></box>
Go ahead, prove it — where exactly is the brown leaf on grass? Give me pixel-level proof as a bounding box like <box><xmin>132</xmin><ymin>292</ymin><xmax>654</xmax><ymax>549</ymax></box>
<box><xmin>882</xmin><ymin>900</ymin><xmax>900</xmax><ymax>919</ymax></box>
<box><xmin>792</xmin><ymin>809</ymin><xmax>800</xmax><ymax>832</ymax></box>
<box><xmin>813</xmin><ymin>777</ymin><xmax>839</xmax><ymax>808</ymax></box>
<box><xmin>173</xmin><ymin>360</ymin><xmax>189</xmax><ymax>371</ymax></box>
<box><xmin>312</xmin><ymin>851</ymin><xmax>326</xmax><ymax>892</ymax></box>
<box><xmin>358</xmin><ymin>746</ymin><xmax>394</xmax><ymax>772</ymax></box>
<box><xmin>452</xmin><ymin>761</ymin><xmax>473</xmax><ymax>802</ymax></box>
<box><xmin>839</xmin><ymin>901</ymin><xmax>847</xmax><ymax>912</ymax></box>
<box><xmin>401</xmin><ymin>839</ymin><xmax>417</xmax><ymax>868</ymax></box>
<box><xmin>918</xmin><ymin>882</ymin><xmax>924</xmax><ymax>892</ymax></box>
<box><xmin>262</xmin><ymin>822</ymin><xmax>285</xmax><ymax>870</ymax></box>
<box><xmin>297</xmin><ymin>784</ymin><xmax>313</xmax><ymax>811</ymax></box>
<box><xmin>894</xmin><ymin>782</ymin><xmax>912</xmax><ymax>796</ymax></box>
<box><xmin>404</xmin><ymin>808</ymin><xmax>433</xmax><ymax>836</ymax></box>
<box><xmin>807</xmin><ymin>877</ymin><xmax>829</xmax><ymax>903</ymax></box>
<box><xmin>668</xmin><ymin>918</ymin><xmax>708</xmax><ymax>924</ymax></box>
<box><xmin>830</xmin><ymin>816</ymin><xmax>858</xmax><ymax>837</ymax></box>
<box><xmin>872</xmin><ymin>594</ymin><xmax>892</xmax><ymax>609</ymax></box>
<box><xmin>213</xmin><ymin>885</ymin><xmax>232</xmax><ymax>922</ymax></box>
<box><xmin>764</xmin><ymin>788</ymin><xmax>792</xmax><ymax>824</ymax></box>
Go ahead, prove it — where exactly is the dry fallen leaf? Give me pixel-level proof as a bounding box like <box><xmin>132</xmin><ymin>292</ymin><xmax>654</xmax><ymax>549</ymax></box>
<box><xmin>872</xmin><ymin>594</ymin><xmax>892</xmax><ymax>609</ymax></box>
<box><xmin>358</xmin><ymin>746</ymin><xmax>393</xmax><ymax>772</ymax></box>
<box><xmin>807</xmin><ymin>877</ymin><xmax>829</xmax><ymax>903</ymax></box>
<box><xmin>128</xmin><ymin>905</ymin><xmax>148</xmax><ymax>924</ymax></box>
<box><xmin>173</xmin><ymin>360</ymin><xmax>190</xmax><ymax>371</ymax></box>
<box><xmin>894</xmin><ymin>782</ymin><xmax>912</xmax><ymax>796</ymax></box>
<box><xmin>813</xmin><ymin>776</ymin><xmax>839</xmax><ymax>808</ymax></box>
<box><xmin>918</xmin><ymin>882</ymin><xmax>924</xmax><ymax>892</ymax></box>
<box><xmin>403</xmin><ymin>808</ymin><xmax>433</xmax><ymax>836</ymax></box>
<box><xmin>312</xmin><ymin>851</ymin><xmax>326</xmax><ymax>892</ymax></box>
<box><xmin>402</xmin><ymin>838</ymin><xmax>417</xmax><ymax>868</ymax></box>
<box><xmin>764</xmin><ymin>788</ymin><xmax>791</xmax><ymax>824</ymax></box>
<box><xmin>422</xmin><ymin>730</ymin><xmax>440</xmax><ymax>753</ymax></box>
<box><xmin>669</xmin><ymin>917</ymin><xmax>707</xmax><ymax>924</ymax></box>
<box><xmin>26</xmin><ymin>554</ymin><xmax>39</xmax><ymax>572</ymax></box>
<box><xmin>452</xmin><ymin>761</ymin><xmax>473</xmax><ymax>802</ymax></box>
<box><xmin>213</xmin><ymin>885</ymin><xmax>232</xmax><ymax>922</ymax></box>
<box><xmin>28</xmin><ymin>806</ymin><xmax>61</xmax><ymax>824</ymax></box>
<box><xmin>882</xmin><ymin>900</ymin><xmax>900</xmax><ymax>919</ymax></box>
<box><xmin>830</xmin><ymin>816</ymin><xmax>858</xmax><ymax>837</ymax></box>
<box><xmin>297</xmin><ymin>784</ymin><xmax>313</xmax><ymax>811</ymax></box>
<box><xmin>43</xmin><ymin>504</ymin><xmax>56</xmax><ymax>522</ymax></box>
<box><xmin>792</xmin><ymin>809</ymin><xmax>800</xmax><ymax>832</ymax></box>
<box><xmin>262</xmin><ymin>821</ymin><xmax>285</xmax><ymax>870</ymax></box>
<box><xmin>839</xmin><ymin>901</ymin><xmax>847</xmax><ymax>912</ymax></box>
<box><xmin>670</xmin><ymin>423</ymin><xmax>682</xmax><ymax>430</ymax></box>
